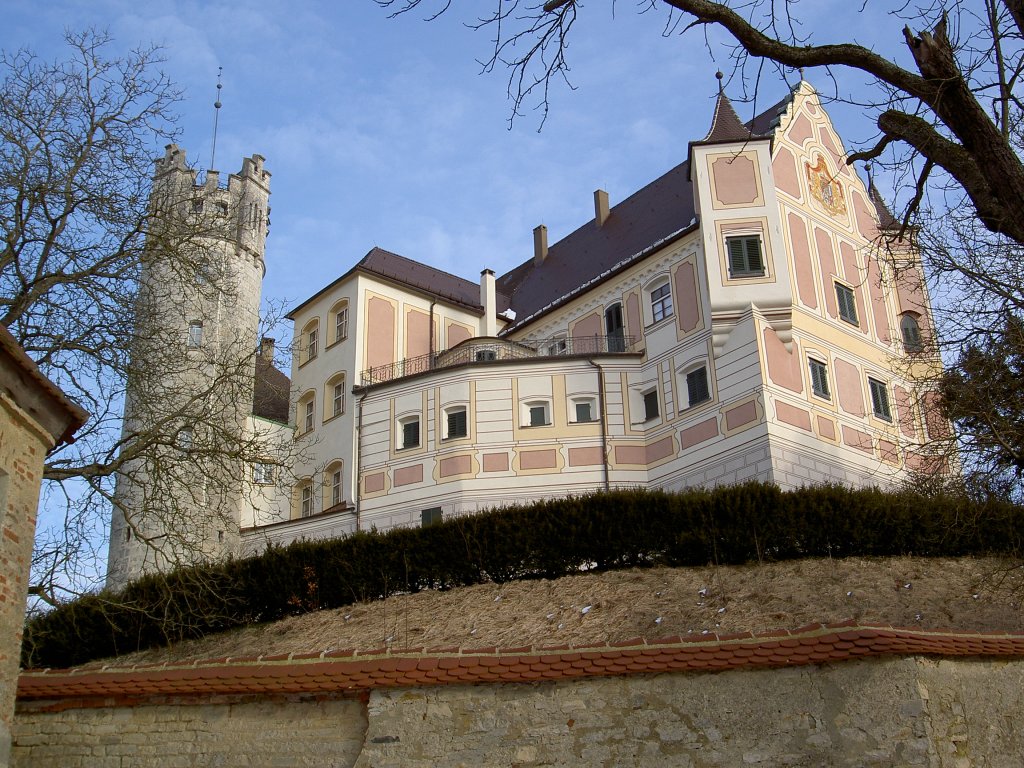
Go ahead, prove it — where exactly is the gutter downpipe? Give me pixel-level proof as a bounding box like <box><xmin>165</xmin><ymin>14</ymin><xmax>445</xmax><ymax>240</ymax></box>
<box><xmin>429</xmin><ymin>298</ymin><xmax>437</xmax><ymax>366</ymax></box>
<box><xmin>587</xmin><ymin>358</ymin><xmax>611</xmax><ymax>491</ymax></box>
<box><xmin>354</xmin><ymin>389</ymin><xmax>369</xmax><ymax>532</ymax></box>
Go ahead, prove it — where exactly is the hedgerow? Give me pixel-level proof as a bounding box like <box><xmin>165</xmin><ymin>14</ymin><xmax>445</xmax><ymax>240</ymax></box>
<box><xmin>22</xmin><ymin>483</ymin><xmax>1023</xmax><ymax>668</ymax></box>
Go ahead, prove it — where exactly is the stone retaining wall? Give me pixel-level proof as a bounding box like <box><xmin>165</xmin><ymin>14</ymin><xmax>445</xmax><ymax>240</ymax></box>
<box><xmin>13</xmin><ymin>625</ymin><xmax>1024</xmax><ymax>767</ymax></box>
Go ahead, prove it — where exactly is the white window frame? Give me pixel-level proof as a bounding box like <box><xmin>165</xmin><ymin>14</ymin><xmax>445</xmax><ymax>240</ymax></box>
<box><xmin>306</xmin><ymin>325</ymin><xmax>319</xmax><ymax>362</ymax></box>
<box><xmin>444</xmin><ymin>405</ymin><xmax>468</xmax><ymax>439</ymax></box>
<box><xmin>325</xmin><ymin>374</ymin><xmax>346</xmax><ymax>419</ymax></box>
<box><xmin>648</xmin><ymin>280</ymin><xmax>674</xmax><ymax>324</ymax></box>
<box><xmin>546</xmin><ymin>336</ymin><xmax>568</xmax><ymax>356</ymax></box>
<box><xmin>333</xmin><ymin>302</ymin><xmax>349</xmax><ymax>344</ymax></box>
<box><xmin>522</xmin><ymin>400</ymin><xmax>551</xmax><ymax>428</ymax></box>
<box><xmin>187</xmin><ymin>321</ymin><xmax>203</xmax><ymax>349</ymax></box>
<box><xmin>725</xmin><ymin>235</ymin><xmax>765</xmax><ymax>278</ymax></box>
<box><xmin>300</xmin><ymin>483</ymin><xmax>313</xmax><ymax>517</ymax></box>
<box><xmin>253</xmin><ymin>462</ymin><xmax>275</xmax><ymax>485</ymax></box>
<box><xmin>398</xmin><ymin>414</ymin><xmax>421</xmax><ymax>449</ymax></box>
<box><xmin>808</xmin><ymin>358</ymin><xmax>831</xmax><ymax>400</ymax></box>
<box><xmin>835</xmin><ymin>282</ymin><xmax>859</xmax><ymax>326</ymax></box>
<box><xmin>570</xmin><ymin>396</ymin><xmax>598</xmax><ymax>424</ymax></box>
<box><xmin>642</xmin><ymin>388</ymin><xmax>660</xmax><ymax>421</ymax></box>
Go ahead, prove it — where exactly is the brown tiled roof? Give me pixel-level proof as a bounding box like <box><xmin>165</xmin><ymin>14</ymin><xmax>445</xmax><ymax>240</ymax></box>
<box><xmin>700</xmin><ymin>91</ymin><xmax>755</xmax><ymax>143</ymax></box>
<box><xmin>498</xmin><ymin>88</ymin><xmax>794</xmax><ymax>330</ymax></box>
<box><xmin>498</xmin><ymin>161</ymin><xmax>698</xmax><ymax>326</ymax></box>
<box><xmin>868</xmin><ymin>179</ymin><xmax>900</xmax><ymax>230</ymax></box>
<box><xmin>252</xmin><ymin>356</ymin><xmax>290</xmax><ymax>424</ymax></box>
<box><xmin>19</xmin><ymin>623</ymin><xmax>1024</xmax><ymax>703</ymax></box>
<box><xmin>288</xmin><ymin>247</ymin><xmax>510</xmax><ymax>320</ymax></box>
<box><xmin>0</xmin><ymin>324</ymin><xmax>88</xmax><ymax>447</ymax></box>
<box><xmin>356</xmin><ymin>247</ymin><xmax>502</xmax><ymax>313</ymax></box>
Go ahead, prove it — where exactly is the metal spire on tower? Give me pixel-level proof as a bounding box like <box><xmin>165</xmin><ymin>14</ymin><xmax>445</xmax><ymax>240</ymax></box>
<box><xmin>210</xmin><ymin>67</ymin><xmax>223</xmax><ymax>172</ymax></box>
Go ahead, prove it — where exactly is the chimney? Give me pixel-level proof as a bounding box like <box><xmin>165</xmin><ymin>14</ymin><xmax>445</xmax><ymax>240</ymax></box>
<box><xmin>259</xmin><ymin>337</ymin><xmax>275</xmax><ymax>359</ymax></box>
<box><xmin>594</xmin><ymin>189</ymin><xmax>610</xmax><ymax>227</ymax></box>
<box><xmin>533</xmin><ymin>224</ymin><xmax>548</xmax><ymax>265</ymax></box>
<box><xmin>480</xmin><ymin>269</ymin><xmax>497</xmax><ymax>337</ymax></box>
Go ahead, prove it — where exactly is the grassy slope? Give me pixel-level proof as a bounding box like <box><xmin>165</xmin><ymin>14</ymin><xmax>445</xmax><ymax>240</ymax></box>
<box><xmin>97</xmin><ymin>555</ymin><xmax>1024</xmax><ymax>667</ymax></box>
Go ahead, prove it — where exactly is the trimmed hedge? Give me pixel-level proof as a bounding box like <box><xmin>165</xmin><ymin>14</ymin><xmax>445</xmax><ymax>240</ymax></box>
<box><xmin>22</xmin><ymin>483</ymin><xmax>1024</xmax><ymax>668</ymax></box>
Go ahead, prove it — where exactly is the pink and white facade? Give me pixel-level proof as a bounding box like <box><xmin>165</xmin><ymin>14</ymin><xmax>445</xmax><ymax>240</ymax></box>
<box><xmin>241</xmin><ymin>81</ymin><xmax>945</xmax><ymax>550</ymax></box>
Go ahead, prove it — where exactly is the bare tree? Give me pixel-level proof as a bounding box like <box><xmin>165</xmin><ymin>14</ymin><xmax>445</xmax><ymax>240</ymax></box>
<box><xmin>1</xmin><ymin>31</ymin><xmax>297</xmax><ymax>604</ymax></box>
<box><xmin>377</xmin><ymin>0</ymin><xmax>1024</xmax><ymax>495</ymax></box>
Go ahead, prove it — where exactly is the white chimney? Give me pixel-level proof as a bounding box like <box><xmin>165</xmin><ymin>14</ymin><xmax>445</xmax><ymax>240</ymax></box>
<box><xmin>480</xmin><ymin>269</ymin><xmax>497</xmax><ymax>337</ymax></box>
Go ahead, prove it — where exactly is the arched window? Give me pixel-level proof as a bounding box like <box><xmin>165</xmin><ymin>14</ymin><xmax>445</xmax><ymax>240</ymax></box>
<box><xmin>325</xmin><ymin>373</ymin><xmax>346</xmax><ymax>419</ymax></box>
<box><xmin>302</xmin><ymin>318</ymin><xmax>319</xmax><ymax>363</ymax></box>
<box><xmin>330</xmin><ymin>300</ymin><xmax>349</xmax><ymax>345</ymax></box>
<box><xmin>297</xmin><ymin>391</ymin><xmax>316</xmax><ymax>435</ymax></box>
<box><xmin>323</xmin><ymin>460</ymin><xmax>344</xmax><ymax>511</ymax></box>
<box><xmin>901</xmin><ymin>313</ymin><xmax>923</xmax><ymax>353</ymax></box>
<box><xmin>297</xmin><ymin>480</ymin><xmax>314</xmax><ymax>518</ymax></box>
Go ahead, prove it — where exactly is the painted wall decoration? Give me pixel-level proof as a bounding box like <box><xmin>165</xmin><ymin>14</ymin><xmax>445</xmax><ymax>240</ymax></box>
<box><xmin>805</xmin><ymin>157</ymin><xmax>847</xmax><ymax>216</ymax></box>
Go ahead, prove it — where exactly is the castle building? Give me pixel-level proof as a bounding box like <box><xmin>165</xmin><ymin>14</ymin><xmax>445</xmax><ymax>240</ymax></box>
<box><xmin>107</xmin><ymin>81</ymin><xmax>945</xmax><ymax>584</ymax></box>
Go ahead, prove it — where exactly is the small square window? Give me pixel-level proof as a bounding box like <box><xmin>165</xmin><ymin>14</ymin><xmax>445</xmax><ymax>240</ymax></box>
<box><xmin>726</xmin><ymin>236</ymin><xmax>765</xmax><ymax>277</ymax></box>
<box><xmin>446</xmin><ymin>408</ymin><xmax>468</xmax><ymax>438</ymax></box>
<box><xmin>643</xmin><ymin>389</ymin><xmax>660</xmax><ymax>421</ymax></box>
<box><xmin>178</xmin><ymin>428</ymin><xmax>193</xmax><ymax>451</ymax></box>
<box><xmin>575</xmin><ymin>401</ymin><xmax>593</xmax><ymax>423</ymax></box>
<box><xmin>253</xmin><ymin>463</ymin><xmax>275</xmax><ymax>485</ymax></box>
<box><xmin>529</xmin><ymin>404</ymin><xmax>549</xmax><ymax>427</ymax></box>
<box><xmin>650</xmin><ymin>282</ymin><xmax>673</xmax><ymax>323</ymax></box>
<box><xmin>869</xmin><ymin>378</ymin><xmax>892</xmax><ymax>421</ymax></box>
<box><xmin>475</xmin><ymin>349</ymin><xmax>497</xmax><ymax>362</ymax></box>
<box><xmin>685</xmin><ymin>368</ymin><xmax>710</xmax><ymax>407</ymax></box>
<box><xmin>836</xmin><ymin>283</ymin><xmax>859</xmax><ymax>326</ymax></box>
<box><xmin>421</xmin><ymin>507</ymin><xmax>442</xmax><ymax>527</ymax></box>
<box><xmin>809</xmin><ymin>359</ymin><xmax>830</xmax><ymax>400</ymax></box>
<box><xmin>547</xmin><ymin>338</ymin><xmax>568</xmax><ymax>356</ymax></box>
<box><xmin>401</xmin><ymin>418</ymin><xmax>420</xmax><ymax>449</ymax></box>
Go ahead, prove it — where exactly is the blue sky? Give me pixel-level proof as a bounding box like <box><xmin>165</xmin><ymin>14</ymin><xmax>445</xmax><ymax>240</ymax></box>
<box><xmin>1</xmin><ymin>0</ymin><xmax>911</xmax><ymax>335</ymax></box>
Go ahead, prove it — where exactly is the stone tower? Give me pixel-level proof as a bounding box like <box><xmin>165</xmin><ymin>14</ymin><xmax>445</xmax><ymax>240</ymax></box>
<box><xmin>106</xmin><ymin>145</ymin><xmax>271</xmax><ymax>589</ymax></box>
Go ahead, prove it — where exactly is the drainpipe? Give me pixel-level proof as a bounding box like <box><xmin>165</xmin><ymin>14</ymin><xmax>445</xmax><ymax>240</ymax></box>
<box><xmin>587</xmin><ymin>359</ymin><xmax>610</xmax><ymax>491</ymax></box>
<box><xmin>354</xmin><ymin>390</ymin><xmax>369</xmax><ymax>532</ymax></box>
<box><xmin>429</xmin><ymin>298</ymin><xmax>437</xmax><ymax>365</ymax></box>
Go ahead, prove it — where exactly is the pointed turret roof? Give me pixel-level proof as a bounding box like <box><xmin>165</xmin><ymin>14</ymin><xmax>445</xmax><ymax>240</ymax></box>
<box><xmin>867</xmin><ymin>175</ymin><xmax>899</xmax><ymax>231</ymax></box>
<box><xmin>701</xmin><ymin>89</ymin><xmax>755</xmax><ymax>144</ymax></box>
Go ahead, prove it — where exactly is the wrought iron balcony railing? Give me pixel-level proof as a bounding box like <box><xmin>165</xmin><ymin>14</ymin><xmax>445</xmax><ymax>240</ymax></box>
<box><xmin>359</xmin><ymin>334</ymin><xmax>638</xmax><ymax>387</ymax></box>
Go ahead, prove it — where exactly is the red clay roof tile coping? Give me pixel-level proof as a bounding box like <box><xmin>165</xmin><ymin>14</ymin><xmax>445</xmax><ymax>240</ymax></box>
<box><xmin>19</xmin><ymin>623</ymin><xmax>1024</xmax><ymax>705</ymax></box>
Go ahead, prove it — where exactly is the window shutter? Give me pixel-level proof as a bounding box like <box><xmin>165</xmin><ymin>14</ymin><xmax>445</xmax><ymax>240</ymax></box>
<box><xmin>728</xmin><ymin>237</ymin><xmax>747</xmax><ymax>275</ymax></box>
<box><xmin>745</xmin><ymin>237</ymin><xmax>763</xmax><ymax>273</ymax></box>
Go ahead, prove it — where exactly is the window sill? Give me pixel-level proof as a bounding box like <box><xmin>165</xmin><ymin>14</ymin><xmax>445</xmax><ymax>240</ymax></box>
<box><xmin>325</xmin><ymin>339</ymin><xmax>346</xmax><ymax>351</ymax></box>
<box><xmin>728</xmin><ymin>271</ymin><xmax>766</xmax><ymax>280</ymax></box>
<box><xmin>396</xmin><ymin>444</ymin><xmax>421</xmax><ymax>452</ymax></box>
<box><xmin>323</xmin><ymin>412</ymin><xmax>345</xmax><ymax>425</ymax></box>
<box><xmin>644</xmin><ymin>316</ymin><xmax>674</xmax><ymax>332</ymax></box>
<box><xmin>442</xmin><ymin>434</ymin><xmax>468</xmax><ymax>442</ymax></box>
<box><xmin>298</xmin><ymin>355</ymin><xmax>319</xmax><ymax>369</ymax></box>
<box><xmin>520</xmin><ymin>423</ymin><xmax>552</xmax><ymax>429</ymax></box>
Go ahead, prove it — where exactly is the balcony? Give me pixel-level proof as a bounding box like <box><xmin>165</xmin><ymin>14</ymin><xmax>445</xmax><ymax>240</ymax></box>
<box><xmin>359</xmin><ymin>334</ymin><xmax>639</xmax><ymax>387</ymax></box>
